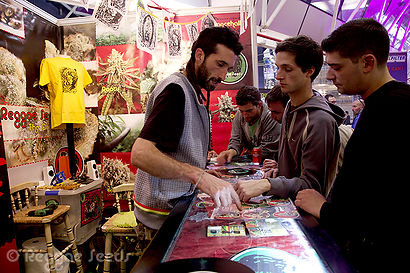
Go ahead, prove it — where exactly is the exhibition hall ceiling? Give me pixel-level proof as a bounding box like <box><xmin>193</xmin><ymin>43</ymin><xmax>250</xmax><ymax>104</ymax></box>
<box><xmin>25</xmin><ymin>0</ymin><xmax>409</xmax><ymax>51</ymax></box>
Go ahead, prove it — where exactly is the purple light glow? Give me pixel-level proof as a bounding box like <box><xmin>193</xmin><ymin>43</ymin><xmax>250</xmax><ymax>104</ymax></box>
<box><xmin>364</xmin><ymin>0</ymin><xmax>409</xmax><ymax>50</ymax></box>
<box><xmin>387</xmin><ymin>1</ymin><xmax>410</xmax><ymax>32</ymax></box>
<box><xmin>399</xmin><ymin>19</ymin><xmax>410</xmax><ymax>51</ymax></box>
<box><xmin>377</xmin><ymin>0</ymin><xmax>389</xmax><ymax>22</ymax></box>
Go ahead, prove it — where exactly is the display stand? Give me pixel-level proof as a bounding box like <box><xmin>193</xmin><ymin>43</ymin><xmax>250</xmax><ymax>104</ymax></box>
<box><xmin>37</xmin><ymin>179</ymin><xmax>103</xmax><ymax>245</ymax></box>
<box><xmin>66</xmin><ymin>123</ymin><xmax>77</xmax><ymax>177</ymax></box>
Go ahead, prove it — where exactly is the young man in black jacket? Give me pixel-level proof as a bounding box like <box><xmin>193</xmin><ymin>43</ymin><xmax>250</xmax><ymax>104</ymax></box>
<box><xmin>295</xmin><ymin>18</ymin><xmax>410</xmax><ymax>272</ymax></box>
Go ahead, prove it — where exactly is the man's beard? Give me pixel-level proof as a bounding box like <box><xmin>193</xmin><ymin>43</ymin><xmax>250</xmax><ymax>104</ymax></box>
<box><xmin>197</xmin><ymin>62</ymin><xmax>222</xmax><ymax>92</ymax></box>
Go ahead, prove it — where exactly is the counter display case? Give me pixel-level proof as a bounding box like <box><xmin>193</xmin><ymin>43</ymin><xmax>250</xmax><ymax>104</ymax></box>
<box><xmin>132</xmin><ymin>163</ymin><xmax>354</xmax><ymax>273</ymax></box>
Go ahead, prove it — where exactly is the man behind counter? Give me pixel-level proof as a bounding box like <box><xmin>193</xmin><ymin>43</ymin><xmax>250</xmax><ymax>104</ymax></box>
<box><xmin>216</xmin><ymin>86</ymin><xmax>281</xmax><ymax>164</ymax></box>
<box><xmin>131</xmin><ymin>27</ymin><xmax>243</xmax><ymax>231</ymax></box>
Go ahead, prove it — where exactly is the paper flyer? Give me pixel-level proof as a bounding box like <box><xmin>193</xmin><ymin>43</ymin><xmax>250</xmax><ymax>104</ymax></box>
<box><xmin>207</xmin><ymin>224</ymin><xmax>246</xmax><ymax>237</ymax></box>
<box><xmin>245</xmin><ymin>218</ymin><xmax>289</xmax><ymax>237</ymax></box>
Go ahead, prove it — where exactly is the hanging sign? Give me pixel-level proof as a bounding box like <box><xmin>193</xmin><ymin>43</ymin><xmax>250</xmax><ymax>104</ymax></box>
<box><xmin>201</xmin><ymin>13</ymin><xmax>217</xmax><ymax>31</ymax></box>
<box><xmin>387</xmin><ymin>52</ymin><xmax>407</xmax><ymax>83</ymax></box>
<box><xmin>165</xmin><ymin>22</ymin><xmax>183</xmax><ymax>58</ymax></box>
<box><xmin>136</xmin><ymin>6</ymin><xmax>159</xmax><ymax>54</ymax></box>
<box><xmin>186</xmin><ymin>22</ymin><xmax>199</xmax><ymax>42</ymax></box>
<box><xmin>93</xmin><ymin>0</ymin><xmax>125</xmax><ymax>30</ymax></box>
<box><xmin>0</xmin><ymin>105</ymin><xmax>54</xmax><ymax>168</ymax></box>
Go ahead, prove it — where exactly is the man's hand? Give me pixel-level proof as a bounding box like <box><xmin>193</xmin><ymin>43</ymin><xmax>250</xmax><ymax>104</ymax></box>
<box><xmin>206</xmin><ymin>169</ymin><xmax>222</xmax><ymax>178</ymax></box>
<box><xmin>261</xmin><ymin>159</ymin><xmax>278</xmax><ymax>172</ymax></box>
<box><xmin>262</xmin><ymin>167</ymin><xmax>279</xmax><ymax>178</ymax></box>
<box><xmin>131</xmin><ymin>138</ymin><xmax>240</xmax><ymax>210</ymax></box>
<box><xmin>216</xmin><ymin>149</ymin><xmax>236</xmax><ymax>164</ymax></box>
<box><xmin>234</xmin><ymin>179</ymin><xmax>271</xmax><ymax>202</ymax></box>
<box><xmin>295</xmin><ymin>189</ymin><xmax>326</xmax><ymax>218</ymax></box>
<box><xmin>197</xmin><ymin>171</ymin><xmax>242</xmax><ymax>210</ymax></box>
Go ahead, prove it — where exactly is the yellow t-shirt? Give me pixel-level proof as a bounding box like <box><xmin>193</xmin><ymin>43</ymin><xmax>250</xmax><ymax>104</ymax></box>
<box><xmin>39</xmin><ymin>57</ymin><xmax>92</xmax><ymax>129</ymax></box>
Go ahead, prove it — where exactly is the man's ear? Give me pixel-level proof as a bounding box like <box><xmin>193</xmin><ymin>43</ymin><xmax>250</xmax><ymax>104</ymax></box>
<box><xmin>305</xmin><ymin>67</ymin><xmax>315</xmax><ymax>79</ymax></box>
<box><xmin>362</xmin><ymin>54</ymin><xmax>376</xmax><ymax>73</ymax></box>
<box><xmin>195</xmin><ymin>48</ymin><xmax>205</xmax><ymax>65</ymax></box>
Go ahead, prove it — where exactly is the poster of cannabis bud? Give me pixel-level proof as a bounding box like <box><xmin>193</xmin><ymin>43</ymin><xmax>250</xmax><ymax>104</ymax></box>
<box><xmin>96</xmin><ymin>12</ymin><xmax>146</xmax><ymax>115</ymax></box>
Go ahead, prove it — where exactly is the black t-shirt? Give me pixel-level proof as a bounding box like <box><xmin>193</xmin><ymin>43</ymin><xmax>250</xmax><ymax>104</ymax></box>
<box><xmin>139</xmin><ymin>83</ymin><xmax>185</xmax><ymax>152</ymax></box>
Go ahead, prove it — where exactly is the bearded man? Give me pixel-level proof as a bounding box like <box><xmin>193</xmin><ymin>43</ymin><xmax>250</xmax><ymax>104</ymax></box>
<box><xmin>131</xmin><ymin>27</ymin><xmax>243</xmax><ymax>231</ymax></box>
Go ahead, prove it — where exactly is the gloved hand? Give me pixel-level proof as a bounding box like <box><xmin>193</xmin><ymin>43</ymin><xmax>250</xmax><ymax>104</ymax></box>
<box><xmin>196</xmin><ymin>171</ymin><xmax>242</xmax><ymax>210</ymax></box>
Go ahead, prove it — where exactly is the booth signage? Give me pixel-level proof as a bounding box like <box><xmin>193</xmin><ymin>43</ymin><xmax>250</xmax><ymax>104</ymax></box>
<box><xmin>81</xmin><ymin>188</ymin><xmax>102</xmax><ymax>226</ymax></box>
<box><xmin>387</xmin><ymin>52</ymin><xmax>407</xmax><ymax>83</ymax></box>
<box><xmin>222</xmin><ymin>53</ymin><xmax>248</xmax><ymax>85</ymax></box>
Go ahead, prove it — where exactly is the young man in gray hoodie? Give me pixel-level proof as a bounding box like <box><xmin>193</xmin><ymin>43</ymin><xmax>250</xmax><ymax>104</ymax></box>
<box><xmin>235</xmin><ymin>35</ymin><xmax>345</xmax><ymax>201</ymax></box>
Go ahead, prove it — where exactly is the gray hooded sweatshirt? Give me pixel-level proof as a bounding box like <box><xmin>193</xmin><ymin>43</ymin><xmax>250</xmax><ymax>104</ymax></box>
<box><xmin>265</xmin><ymin>91</ymin><xmax>345</xmax><ymax>199</ymax></box>
<box><xmin>228</xmin><ymin>102</ymin><xmax>281</xmax><ymax>161</ymax></box>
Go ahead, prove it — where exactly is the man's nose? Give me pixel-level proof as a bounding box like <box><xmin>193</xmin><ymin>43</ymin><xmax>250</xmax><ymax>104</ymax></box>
<box><xmin>326</xmin><ymin>69</ymin><xmax>335</xmax><ymax>81</ymax></box>
<box><xmin>276</xmin><ymin>70</ymin><xmax>283</xmax><ymax>80</ymax></box>
<box><xmin>220</xmin><ymin>68</ymin><xmax>228</xmax><ymax>80</ymax></box>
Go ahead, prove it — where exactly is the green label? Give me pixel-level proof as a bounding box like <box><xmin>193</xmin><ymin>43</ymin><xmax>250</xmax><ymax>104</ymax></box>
<box><xmin>222</xmin><ymin>53</ymin><xmax>248</xmax><ymax>84</ymax></box>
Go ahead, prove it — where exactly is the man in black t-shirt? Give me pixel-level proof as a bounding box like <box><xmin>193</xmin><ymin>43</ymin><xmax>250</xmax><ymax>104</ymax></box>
<box><xmin>131</xmin><ymin>27</ymin><xmax>243</xmax><ymax>230</ymax></box>
<box><xmin>295</xmin><ymin>19</ymin><xmax>410</xmax><ymax>272</ymax></box>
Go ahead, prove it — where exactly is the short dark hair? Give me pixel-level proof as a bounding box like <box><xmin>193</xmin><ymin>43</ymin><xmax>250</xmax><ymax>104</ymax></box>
<box><xmin>185</xmin><ymin>27</ymin><xmax>243</xmax><ymax>89</ymax></box>
<box><xmin>265</xmin><ymin>84</ymin><xmax>289</xmax><ymax>107</ymax></box>
<box><xmin>190</xmin><ymin>26</ymin><xmax>243</xmax><ymax>60</ymax></box>
<box><xmin>236</xmin><ymin>86</ymin><xmax>261</xmax><ymax>106</ymax></box>
<box><xmin>321</xmin><ymin>18</ymin><xmax>390</xmax><ymax>65</ymax></box>
<box><xmin>275</xmin><ymin>35</ymin><xmax>323</xmax><ymax>81</ymax></box>
<box><xmin>324</xmin><ymin>94</ymin><xmax>335</xmax><ymax>101</ymax></box>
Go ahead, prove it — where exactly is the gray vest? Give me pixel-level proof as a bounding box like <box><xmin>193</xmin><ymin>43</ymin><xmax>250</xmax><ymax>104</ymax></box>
<box><xmin>134</xmin><ymin>72</ymin><xmax>209</xmax><ymax>215</ymax></box>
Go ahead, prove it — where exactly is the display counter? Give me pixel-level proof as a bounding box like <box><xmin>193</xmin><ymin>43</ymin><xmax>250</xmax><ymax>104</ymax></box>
<box><xmin>131</xmin><ymin>164</ymin><xmax>355</xmax><ymax>273</ymax></box>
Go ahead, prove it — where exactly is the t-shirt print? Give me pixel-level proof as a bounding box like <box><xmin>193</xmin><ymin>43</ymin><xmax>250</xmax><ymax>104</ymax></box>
<box><xmin>61</xmin><ymin>67</ymin><xmax>78</xmax><ymax>93</ymax></box>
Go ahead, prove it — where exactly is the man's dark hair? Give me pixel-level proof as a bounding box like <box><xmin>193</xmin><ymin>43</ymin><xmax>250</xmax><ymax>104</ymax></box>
<box><xmin>236</xmin><ymin>86</ymin><xmax>261</xmax><ymax>106</ymax></box>
<box><xmin>185</xmin><ymin>27</ymin><xmax>243</xmax><ymax>95</ymax></box>
<box><xmin>265</xmin><ymin>84</ymin><xmax>289</xmax><ymax>107</ymax></box>
<box><xmin>275</xmin><ymin>35</ymin><xmax>323</xmax><ymax>82</ymax></box>
<box><xmin>321</xmin><ymin>18</ymin><xmax>390</xmax><ymax>65</ymax></box>
<box><xmin>324</xmin><ymin>94</ymin><xmax>335</xmax><ymax>101</ymax></box>
<box><xmin>187</xmin><ymin>27</ymin><xmax>243</xmax><ymax>65</ymax></box>
<box><xmin>196</xmin><ymin>27</ymin><xmax>242</xmax><ymax>56</ymax></box>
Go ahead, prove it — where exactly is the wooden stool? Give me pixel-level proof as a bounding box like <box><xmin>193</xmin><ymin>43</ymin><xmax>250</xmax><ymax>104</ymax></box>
<box><xmin>10</xmin><ymin>181</ymin><xmax>83</xmax><ymax>273</ymax></box>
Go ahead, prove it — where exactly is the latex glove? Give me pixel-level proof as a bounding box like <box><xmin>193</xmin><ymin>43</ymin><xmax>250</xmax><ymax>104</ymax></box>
<box><xmin>197</xmin><ymin>171</ymin><xmax>242</xmax><ymax>210</ymax></box>
<box><xmin>207</xmin><ymin>150</ymin><xmax>218</xmax><ymax>161</ymax></box>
